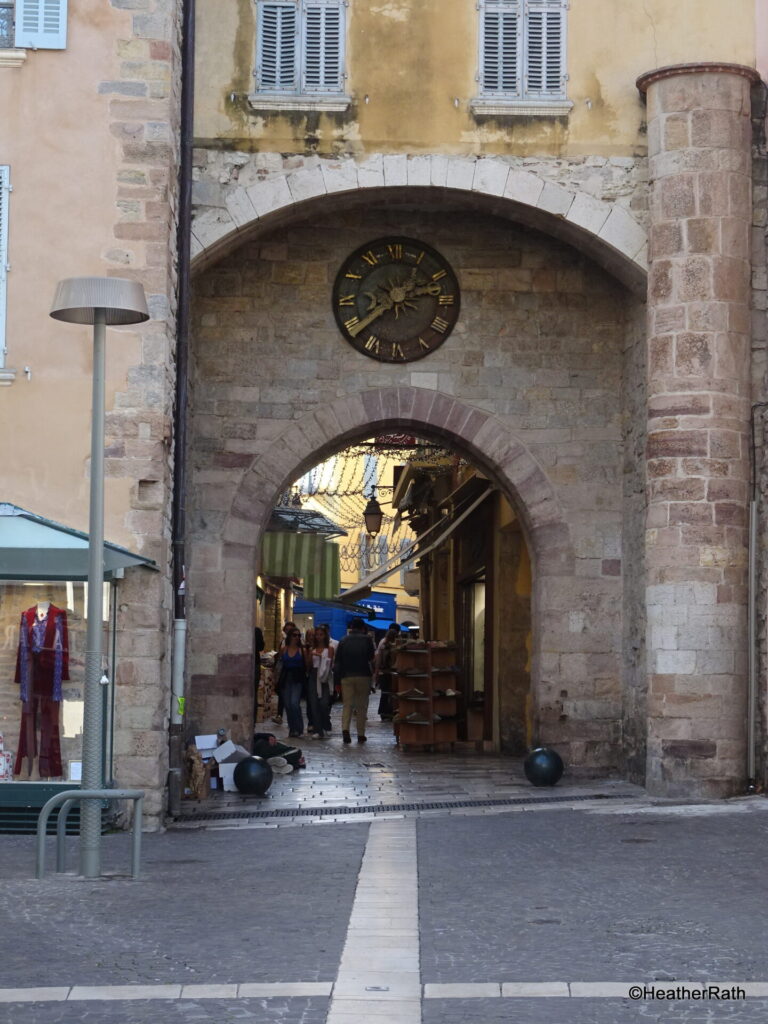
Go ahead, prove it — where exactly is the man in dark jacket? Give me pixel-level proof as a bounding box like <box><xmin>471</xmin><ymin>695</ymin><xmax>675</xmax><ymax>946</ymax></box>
<box><xmin>335</xmin><ymin>617</ymin><xmax>375</xmax><ymax>744</ymax></box>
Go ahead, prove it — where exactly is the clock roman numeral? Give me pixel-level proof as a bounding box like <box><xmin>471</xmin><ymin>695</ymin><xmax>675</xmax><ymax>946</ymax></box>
<box><xmin>418</xmin><ymin>337</ymin><xmax>431</xmax><ymax>350</ymax></box>
<box><xmin>361</xmin><ymin>250</ymin><xmax>379</xmax><ymax>266</ymax></box>
<box><xmin>344</xmin><ymin>316</ymin><xmax>361</xmax><ymax>331</ymax></box>
<box><xmin>431</xmin><ymin>269</ymin><xmax>446</xmax><ymax>281</ymax></box>
<box><xmin>345</xmin><ymin>272</ymin><xmax>362</xmax><ymax>280</ymax></box>
<box><xmin>365</xmin><ymin>334</ymin><xmax>381</xmax><ymax>353</ymax></box>
<box><xmin>387</xmin><ymin>243</ymin><xmax>403</xmax><ymax>261</ymax></box>
<box><xmin>431</xmin><ymin>316</ymin><xmax>450</xmax><ymax>334</ymax></box>
<box><xmin>438</xmin><ymin>294</ymin><xmax>455</xmax><ymax>306</ymax></box>
<box><xmin>391</xmin><ymin>342</ymin><xmax>404</xmax><ymax>359</ymax></box>
<box><xmin>338</xmin><ymin>295</ymin><xmax>356</xmax><ymax>307</ymax></box>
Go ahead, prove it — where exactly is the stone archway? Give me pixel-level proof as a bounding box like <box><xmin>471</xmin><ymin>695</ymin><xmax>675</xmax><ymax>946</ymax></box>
<box><xmin>224</xmin><ymin>387</ymin><xmax>571</xmax><ymax>575</ymax></box>
<box><xmin>186</xmin><ymin>168</ymin><xmax>645</xmax><ymax>782</ymax></box>
<box><xmin>187</xmin><ymin>386</ymin><xmax>595</xmax><ymax>764</ymax></box>
<box><xmin>190</xmin><ymin>154</ymin><xmax>648</xmax><ymax>296</ymax></box>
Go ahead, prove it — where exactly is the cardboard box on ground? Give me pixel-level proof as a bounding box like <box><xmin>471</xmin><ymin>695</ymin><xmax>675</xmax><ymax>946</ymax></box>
<box><xmin>183</xmin><ymin>734</ymin><xmax>251</xmax><ymax>798</ymax></box>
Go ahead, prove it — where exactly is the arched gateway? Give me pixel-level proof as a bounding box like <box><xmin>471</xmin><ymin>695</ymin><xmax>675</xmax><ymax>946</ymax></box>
<box><xmin>186</xmin><ymin>172</ymin><xmax>648</xmax><ymax>782</ymax></box>
<box><xmin>185</xmin><ymin>64</ymin><xmax>759</xmax><ymax>800</ymax></box>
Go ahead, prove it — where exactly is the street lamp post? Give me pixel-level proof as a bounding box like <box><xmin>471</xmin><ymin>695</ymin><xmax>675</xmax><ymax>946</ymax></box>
<box><xmin>50</xmin><ymin>277</ymin><xmax>148</xmax><ymax>878</ymax></box>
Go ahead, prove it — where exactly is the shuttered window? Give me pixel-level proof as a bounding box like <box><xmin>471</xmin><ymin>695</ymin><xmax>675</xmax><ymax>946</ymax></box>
<box><xmin>256</xmin><ymin>0</ymin><xmax>345</xmax><ymax>95</ymax></box>
<box><xmin>0</xmin><ymin>167</ymin><xmax>9</xmax><ymax>371</ymax></box>
<box><xmin>479</xmin><ymin>0</ymin><xmax>566</xmax><ymax>102</ymax></box>
<box><xmin>257</xmin><ymin>3</ymin><xmax>297</xmax><ymax>91</ymax></box>
<box><xmin>13</xmin><ymin>0</ymin><xmax>67</xmax><ymax>49</ymax></box>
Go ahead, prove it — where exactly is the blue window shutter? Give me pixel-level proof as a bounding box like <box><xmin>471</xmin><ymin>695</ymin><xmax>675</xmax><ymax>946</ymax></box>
<box><xmin>257</xmin><ymin>2</ymin><xmax>297</xmax><ymax>91</ymax></box>
<box><xmin>302</xmin><ymin>1</ymin><xmax>344</xmax><ymax>93</ymax></box>
<box><xmin>0</xmin><ymin>167</ymin><xmax>9</xmax><ymax>368</ymax></box>
<box><xmin>525</xmin><ymin>1</ymin><xmax>566</xmax><ymax>97</ymax></box>
<box><xmin>481</xmin><ymin>1</ymin><xmax>521</xmax><ymax>96</ymax></box>
<box><xmin>14</xmin><ymin>0</ymin><xmax>67</xmax><ymax>49</ymax></box>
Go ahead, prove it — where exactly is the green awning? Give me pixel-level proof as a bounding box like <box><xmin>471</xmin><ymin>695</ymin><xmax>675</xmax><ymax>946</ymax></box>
<box><xmin>0</xmin><ymin>503</ymin><xmax>157</xmax><ymax>581</ymax></box>
<box><xmin>261</xmin><ymin>532</ymin><xmax>340</xmax><ymax>601</ymax></box>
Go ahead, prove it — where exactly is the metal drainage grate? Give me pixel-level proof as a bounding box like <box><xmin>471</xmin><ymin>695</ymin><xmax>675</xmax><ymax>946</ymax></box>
<box><xmin>175</xmin><ymin>791</ymin><xmax>631</xmax><ymax>824</ymax></box>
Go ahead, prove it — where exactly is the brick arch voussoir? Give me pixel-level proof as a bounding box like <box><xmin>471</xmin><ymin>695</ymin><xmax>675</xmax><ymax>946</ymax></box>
<box><xmin>224</xmin><ymin>387</ymin><xmax>574</xmax><ymax>575</ymax></box>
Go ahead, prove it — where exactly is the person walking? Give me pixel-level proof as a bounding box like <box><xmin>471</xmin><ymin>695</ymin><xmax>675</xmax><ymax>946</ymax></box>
<box><xmin>272</xmin><ymin>621</ymin><xmax>296</xmax><ymax>725</ymax></box>
<box><xmin>307</xmin><ymin>624</ymin><xmax>334</xmax><ymax>739</ymax></box>
<box><xmin>335</xmin><ymin>617</ymin><xmax>375</xmax><ymax>744</ymax></box>
<box><xmin>275</xmin><ymin>626</ymin><xmax>307</xmax><ymax>738</ymax></box>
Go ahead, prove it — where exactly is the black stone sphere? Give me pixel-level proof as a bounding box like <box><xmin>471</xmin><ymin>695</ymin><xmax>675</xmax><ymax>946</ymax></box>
<box><xmin>233</xmin><ymin>756</ymin><xmax>273</xmax><ymax>796</ymax></box>
<box><xmin>524</xmin><ymin>747</ymin><xmax>564</xmax><ymax>787</ymax></box>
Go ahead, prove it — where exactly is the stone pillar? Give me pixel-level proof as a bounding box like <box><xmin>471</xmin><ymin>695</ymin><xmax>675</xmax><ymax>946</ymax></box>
<box><xmin>639</xmin><ymin>63</ymin><xmax>760</xmax><ymax>797</ymax></box>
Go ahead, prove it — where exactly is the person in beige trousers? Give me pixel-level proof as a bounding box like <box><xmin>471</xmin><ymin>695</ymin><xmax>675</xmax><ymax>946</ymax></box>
<box><xmin>334</xmin><ymin>617</ymin><xmax>376</xmax><ymax>744</ymax></box>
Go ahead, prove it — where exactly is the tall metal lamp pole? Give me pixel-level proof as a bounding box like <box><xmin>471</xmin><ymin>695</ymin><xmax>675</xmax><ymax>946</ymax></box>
<box><xmin>50</xmin><ymin>277</ymin><xmax>149</xmax><ymax>878</ymax></box>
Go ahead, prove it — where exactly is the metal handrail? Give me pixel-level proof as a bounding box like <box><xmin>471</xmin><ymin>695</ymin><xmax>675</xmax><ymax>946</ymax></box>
<box><xmin>36</xmin><ymin>789</ymin><xmax>145</xmax><ymax>880</ymax></box>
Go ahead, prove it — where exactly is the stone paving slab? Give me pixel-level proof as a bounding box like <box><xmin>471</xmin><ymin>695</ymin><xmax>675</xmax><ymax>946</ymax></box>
<box><xmin>418</xmin><ymin>803</ymin><xmax>768</xmax><ymax>985</ymax></box>
<box><xmin>0</xmin><ymin>825</ymin><xmax>367</xmax><ymax>988</ymax></box>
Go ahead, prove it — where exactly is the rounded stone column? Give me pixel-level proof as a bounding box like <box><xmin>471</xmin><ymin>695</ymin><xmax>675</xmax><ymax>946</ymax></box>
<box><xmin>638</xmin><ymin>62</ymin><xmax>760</xmax><ymax>798</ymax></box>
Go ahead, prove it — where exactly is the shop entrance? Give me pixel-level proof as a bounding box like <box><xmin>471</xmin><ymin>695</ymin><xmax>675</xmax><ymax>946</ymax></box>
<box><xmin>251</xmin><ymin>433</ymin><xmax>532</xmax><ymax>762</ymax></box>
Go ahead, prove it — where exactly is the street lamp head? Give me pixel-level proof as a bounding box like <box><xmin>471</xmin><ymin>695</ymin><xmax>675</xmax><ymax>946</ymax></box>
<box><xmin>363</xmin><ymin>489</ymin><xmax>383</xmax><ymax>536</ymax></box>
<box><xmin>50</xmin><ymin>276</ymin><xmax>149</xmax><ymax>326</ymax></box>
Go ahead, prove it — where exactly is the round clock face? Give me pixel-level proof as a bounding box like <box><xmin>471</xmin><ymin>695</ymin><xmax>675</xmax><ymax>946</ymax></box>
<box><xmin>332</xmin><ymin>237</ymin><xmax>460</xmax><ymax>363</ymax></box>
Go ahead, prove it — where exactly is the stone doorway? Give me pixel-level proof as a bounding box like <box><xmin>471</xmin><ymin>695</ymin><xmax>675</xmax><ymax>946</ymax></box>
<box><xmin>186</xmin><ymin>194</ymin><xmax>644</xmax><ymax>783</ymax></box>
<box><xmin>254</xmin><ymin>434</ymin><xmax>534</xmax><ymax>757</ymax></box>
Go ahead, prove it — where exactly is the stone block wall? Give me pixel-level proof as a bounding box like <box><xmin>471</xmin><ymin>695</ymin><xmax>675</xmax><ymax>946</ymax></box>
<box><xmin>186</xmin><ymin>202</ymin><xmax>643</xmax><ymax>772</ymax></box>
<box><xmin>101</xmin><ymin>0</ymin><xmax>182</xmax><ymax>824</ymax></box>
<box><xmin>642</xmin><ymin>64</ymin><xmax>759</xmax><ymax>797</ymax></box>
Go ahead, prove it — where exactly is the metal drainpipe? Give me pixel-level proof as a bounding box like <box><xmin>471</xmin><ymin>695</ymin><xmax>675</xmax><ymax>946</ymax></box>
<box><xmin>168</xmin><ymin>0</ymin><xmax>195</xmax><ymax>819</ymax></box>
<box><xmin>747</xmin><ymin>403</ymin><xmax>768</xmax><ymax>793</ymax></box>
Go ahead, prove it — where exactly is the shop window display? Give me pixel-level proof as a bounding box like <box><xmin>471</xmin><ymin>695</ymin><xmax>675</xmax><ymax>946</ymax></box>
<box><xmin>0</xmin><ymin>581</ymin><xmax>113</xmax><ymax>782</ymax></box>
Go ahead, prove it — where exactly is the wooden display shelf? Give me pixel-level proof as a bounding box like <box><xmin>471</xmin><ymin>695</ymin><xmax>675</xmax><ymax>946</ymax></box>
<box><xmin>393</xmin><ymin>642</ymin><xmax>460</xmax><ymax>752</ymax></box>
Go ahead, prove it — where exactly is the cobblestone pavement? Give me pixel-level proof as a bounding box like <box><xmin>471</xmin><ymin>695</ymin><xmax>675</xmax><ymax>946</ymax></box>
<box><xmin>1</xmin><ymin>825</ymin><xmax>368</xmax><ymax>987</ymax></box>
<box><xmin>422</xmin><ymin>997</ymin><xmax>768</xmax><ymax>1023</ymax></box>
<box><xmin>174</xmin><ymin>694</ymin><xmax>641</xmax><ymax>827</ymax></box>
<box><xmin>3</xmin><ymin>998</ymin><xmax>329</xmax><ymax>1024</ymax></box>
<box><xmin>3</xmin><ymin>695</ymin><xmax>768</xmax><ymax>1023</ymax></box>
<box><xmin>418</xmin><ymin>804</ymin><xmax>768</xmax><ymax>985</ymax></box>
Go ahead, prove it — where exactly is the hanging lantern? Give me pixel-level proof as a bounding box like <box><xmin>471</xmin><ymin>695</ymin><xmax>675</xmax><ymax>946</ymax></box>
<box><xmin>363</xmin><ymin>488</ymin><xmax>383</xmax><ymax>536</ymax></box>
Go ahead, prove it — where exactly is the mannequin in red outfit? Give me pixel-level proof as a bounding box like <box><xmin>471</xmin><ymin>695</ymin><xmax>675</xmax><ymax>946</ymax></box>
<box><xmin>14</xmin><ymin>601</ymin><xmax>69</xmax><ymax>778</ymax></box>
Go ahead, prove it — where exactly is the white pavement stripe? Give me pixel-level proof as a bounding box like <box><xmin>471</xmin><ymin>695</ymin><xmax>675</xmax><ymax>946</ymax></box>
<box><xmin>180</xmin><ymin>984</ymin><xmax>238</xmax><ymax>999</ymax></box>
<box><xmin>1</xmin><ymin>979</ymin><xmax>767</xmax><ymax>1003</ymax></box>
<box><xmin>68</xmin><ymin>985</ymin><xmax>182</xmax><ymax>1001</ymax></box>
<box><xmin>501</xmin><ymin>982</ymin><xmax>570</xmax><ymax>997</ymax></box>
<box><xmin>0</xmin><ymin>988</ymin><xmax>70</xmax><ymax>1003</ymax></box>
<box><xmin>424</xmin><ymin>983</ymin><xmax>501</xmax><ymax>998</ymax></box>
<box><xmin>238</xmin><ymin>982</ymin><xmax>334</xmax><ymax>997</ymax></box>
<box><xmin>327</xmin><ymin>818</ymin><xmax>421</xmax><ymax>1024</ymax></box>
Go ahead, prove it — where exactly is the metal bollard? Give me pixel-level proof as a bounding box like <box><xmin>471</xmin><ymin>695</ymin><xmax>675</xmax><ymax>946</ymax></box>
<box><xmin>37</xmin><ymin>789</ymin><xmax>145</xmax><ymax>880</ymax></box>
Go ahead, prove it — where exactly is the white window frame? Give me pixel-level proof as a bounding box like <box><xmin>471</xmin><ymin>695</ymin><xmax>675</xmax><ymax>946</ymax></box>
<box><xmin>0</xmin><ymin>0</ymin><xmax>67</xmax><ymax>65</ymax></box>
<box><xmin>0</xmin><ymin>166</ymin><xmax>14</xmax><ymax>385</ymax></box>
<box><xmin>250</xmin><ymin>0</ymin><xmax>349</xmax><ymax>113</ymax></box>
<box><xmin>473</xmin><ymin>0</ymin><xmax>572</xmax><ymax>117</ymax></box>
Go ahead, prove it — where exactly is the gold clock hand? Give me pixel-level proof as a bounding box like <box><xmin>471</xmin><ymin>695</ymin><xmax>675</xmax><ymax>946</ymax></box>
<box><xmin>347</xmin><ymin>295</ymin><xmax>394</xmax><ymax>338</ymax></box>
<box><xmin>411</xmin><ymin>282</ymin><xmax>442</xmax><ymax>298</ymax></box>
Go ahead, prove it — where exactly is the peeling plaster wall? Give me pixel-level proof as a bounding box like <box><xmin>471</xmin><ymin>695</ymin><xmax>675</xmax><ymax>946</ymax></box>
<box><xmin>194</xmin><ymin>0</ymin><xmax>757</xmax><ymax>157</ymax></box>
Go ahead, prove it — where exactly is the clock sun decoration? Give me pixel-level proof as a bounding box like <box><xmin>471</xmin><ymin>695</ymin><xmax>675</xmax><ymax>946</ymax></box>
<box><xmin>332</xmin><ymin>237</ymin><xmax>460</xmax><ymax>363</ymax></box>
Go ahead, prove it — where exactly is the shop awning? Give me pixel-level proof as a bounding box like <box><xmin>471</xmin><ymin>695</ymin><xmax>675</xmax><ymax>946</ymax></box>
<box><xmin>261</xmin><ymin>532</ymin><xmax>340</xmax><ymax>601</ymax></box>
<box><xmin>0</xmin><ymin>503</ymin><xmax>158</xmax><ymax>581</ymax></box>
<box><xmin>340</xmin><ymin>484</ymin><xmax>493</xmax><ymax>603</ymax></box>
<box><xmin>267</xmin><ymin>506</ymin><xmax>346</xmax><ymax>537</ymax></box>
